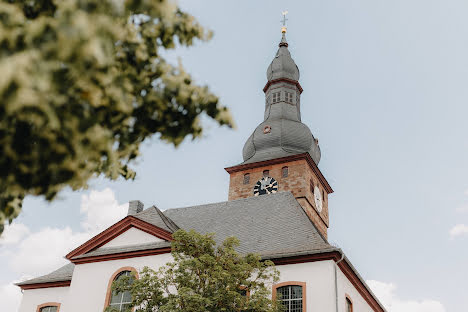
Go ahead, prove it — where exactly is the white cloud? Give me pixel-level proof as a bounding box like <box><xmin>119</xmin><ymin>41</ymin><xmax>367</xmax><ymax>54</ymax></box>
<box><xmin>0</xmin><ymin>280</ymin><xmax>22</xmax><ymax>312</ymax></box>
<box><xmin>80</xmin><ymin>188</ymin><xmax>128</xmax><ymax>233</ymax></box>
<box><xmin>0</xmin><ymin>223</ymin><xmax>30</xmax><ymax>245</ymax></box>
<box><xmin>367</xmin><ymin>280</ymin><xmax>446</xmax><ymax>312</ymax></box>
<box><xmin>449</xmin><ymin>224</ymin><xmax>468</xmax><ymax>239</ymax></box>
<box><xmin>9</xmin><ymin>227</ymin><xmax>91</xmax><ymax>277</ymax></box>
<box><xmin>2</xmin><ymin>188</ymin><xmax>129</xmax><ymax>312</ymax></box>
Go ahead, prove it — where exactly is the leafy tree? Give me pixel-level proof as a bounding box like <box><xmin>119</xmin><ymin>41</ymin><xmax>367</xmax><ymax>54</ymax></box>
<box><xmin>0</xmin><ymin>0</ymin><xmax>233</xmax><ymax>232</ymax></box>
<box><xmin>108</xmin><ymin>230</ymin><xmax>282</xmax><ymax>312</ymax></box>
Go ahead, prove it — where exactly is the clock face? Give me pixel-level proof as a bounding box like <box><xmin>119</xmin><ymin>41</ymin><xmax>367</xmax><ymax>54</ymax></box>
<box><xmin>253</xmin><ymin>177</ymin><xmax>278</xmax><ymax>196</ymax></box>
<box><xmin>314</xmin><ymin>186</ymin><xmax>323</xmax><ymax>212</ymax></box>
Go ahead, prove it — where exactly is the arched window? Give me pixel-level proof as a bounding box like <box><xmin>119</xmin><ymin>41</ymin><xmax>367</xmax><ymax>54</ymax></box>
<box><xmin>310</xmin><ymin>180</ymin><xmax>314</xmax><ymax>194</ymax></box>
<box><xmin>106</xmin><ymin>267</ymin><xmax>138</xmax><ymax>312</ymax></box>
<box><xmin>243</xmin><ymin>173</ymin><xmax>250</xmax><ymax>185</ymax></box>
<box><xmin>282</xmin><ymin>166</ymin><xmax>289</xmax><ymax>178</ymax></box>
<box><xmin>346</xmin><ymin>296</ymin><xmax>353</xmax><ymax>312</ymax></box>
<box><xmin>263</xmin><ymin>170</ymin><xmax>270</xmax><ymax>177</ymax></box>
<box><xmin>273</xmin><ymin>282</ymin><xmax>306</xmax><ymax>312</ymax></box>
<box><xmin>36</xmin><ymin>303</ymin><xmax>60</xmax><ymax>312</ymax></box>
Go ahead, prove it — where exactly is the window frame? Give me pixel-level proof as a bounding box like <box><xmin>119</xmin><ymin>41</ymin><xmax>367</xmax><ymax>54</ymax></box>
<box><xmin>36</xmin><ymin>302</ymin><xmax>61</xmax><ymax>312</ymax></box>
<box><xmin>282</xmin><ymin>166</ymin><xmax>289</xmax><ymax>178</ymax></box>
<box><xmin>346</xmin><ymin>294</ymin><xmax>354</xmax><ymax>312</ymax></box>
<box><xmin>272</xmin><ymin>281</ymin><xmax>306</xmax><ymax>312</ymax></box>
<box><xmin>243</xmin><ymin>173</ymin><xmax>250</xmax><ymax>185</ymax></box>
<box><xmin>105</xmin><ymin>267</ymin><xmax>139</xmax><ymax>312</ymax></box>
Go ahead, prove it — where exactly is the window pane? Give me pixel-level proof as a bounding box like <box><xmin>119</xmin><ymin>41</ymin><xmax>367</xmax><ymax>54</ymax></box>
<box><xmin>277</xmin><ymin>285</ymin><xmax>303</xmax><ymax>312</ymax></box>
<box><xmin>109</xmin><ymin>271</ymin><xmax>133</xmax><ymax>311</ymax></box>
<box><xmin>291</xmin><ymin>285</ymin><xmax>302</xmax><ymax>299</ymax></box>
<box><xmin>277</xmin><ymin>286</ymin><xmax>290</xmax><ymax>300</ymax></box>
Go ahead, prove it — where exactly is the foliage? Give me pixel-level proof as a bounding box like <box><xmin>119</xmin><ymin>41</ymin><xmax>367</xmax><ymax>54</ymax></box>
<box><xmin>108</xmin><ymin>230</ymin><xmax>282</xmax><ymax>312</ymax></box>
<box><xmin>0</xmin><ymin>0</ymin><xmax>233</xmax><ymax>232</ymax></box>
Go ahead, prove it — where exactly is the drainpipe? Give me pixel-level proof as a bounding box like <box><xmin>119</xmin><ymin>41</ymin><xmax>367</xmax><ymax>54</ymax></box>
<box><xmin>334</xmin><ymin>251</ymin><xmax>345</xmax><ymax>312</ymax></box>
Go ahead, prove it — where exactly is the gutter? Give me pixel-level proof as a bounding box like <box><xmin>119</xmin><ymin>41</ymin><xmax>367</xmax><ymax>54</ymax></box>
<box><xmin>334</xmin><ymin>250</ymin><xmax>345</xmax><ymax>312</ymax></box>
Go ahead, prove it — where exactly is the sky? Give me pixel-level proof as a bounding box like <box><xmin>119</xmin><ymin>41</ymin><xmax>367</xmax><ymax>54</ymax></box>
<box><xmin>1</xmin><ymin>0</ymin><xmax>468</xmax><ymax>311</ymax></box>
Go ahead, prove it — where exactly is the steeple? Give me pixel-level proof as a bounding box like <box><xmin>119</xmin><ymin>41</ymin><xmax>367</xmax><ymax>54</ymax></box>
<box><xmin>225</xmin><ymin>24</ymin><xmax>333</xmax><ymax>239</ymax></box>
<box><xmin>242</xmin><ymin>30</ymin><xmax>321</xmax><ymax>165</ymax></box>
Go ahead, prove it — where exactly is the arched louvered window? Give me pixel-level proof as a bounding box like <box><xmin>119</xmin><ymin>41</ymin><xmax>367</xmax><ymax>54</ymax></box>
<box><xmin>282</xmin><ymin>166</ymin><xmax>289</xmax><ymax>178</ymax></box>
<box><xmin>106</xmin><ymin>268</ymin><xmax>138</xmax><ymax>312</ymax></box>
<box><xmin>273</xmin><ymin>282</ymin><xmax>306</xmax><ymax>312</ymax></box>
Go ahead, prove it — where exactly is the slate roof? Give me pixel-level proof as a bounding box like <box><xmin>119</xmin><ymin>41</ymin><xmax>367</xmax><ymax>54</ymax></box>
<box><xmin>20</xmin><ymin>192</ymin><xmax>333</xmax><ymax>285</ymax></box>
<box><xmin>163</xmin><ymin>192</ymin><xmax>333</xmax><ymax>258</ymax></box>
<box><xmin>134</xmin><ymin>205</ymin><xmax>179</xmax><ymax>233</ymax></box>
<box><xmin>16</xmin><ymin>263</ymin><xmax>74</xmax><ymax>286</ymax></box>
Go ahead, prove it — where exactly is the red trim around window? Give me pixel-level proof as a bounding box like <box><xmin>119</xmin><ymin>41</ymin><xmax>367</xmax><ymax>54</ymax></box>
<box><xmin>36</xmin><ymin>302</ymin><xmax>61</xmax><ymax>312</ymax></box>
<box><xmin>272</xmin><ymin>281</ymin><xmax>306</xmax><ymax>312</ymax></box>
<box><xmin>104</xmin><ymin>267</ymin><xmax>139</xmax><ymax>311</ymax></box>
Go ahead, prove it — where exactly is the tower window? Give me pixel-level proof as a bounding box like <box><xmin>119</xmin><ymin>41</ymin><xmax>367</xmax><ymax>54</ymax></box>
<box><xmin>285</xmin><ymin>92</ymin><xmax>293</xmax><ymax>104</ymax></box>
<box><xmin>272</xmin><ymin>92</ymin><xmax>281</xmax><ymax>103</ymax></box>
<box><xmin>322</xmin><ymin>190</ymin><xmax>325</xmax><ymax>201</ymax></box>
<box><xmin>263</xmin><ymin>170</ymin><xmax>270</xmax><ymax>177</ymax></box>
<box><xmin>243</xmin><ymin>173</ymin><xmax>250</xmax><ymax>185</ymax></box>
<box><xmin>282</xmin><ymin>166</ymin><xmax>289</xmax><ymax>178</ymax></box>
<box><xmin>310</xmin><ymin>180</ymin><xmax>314</xmax><ymax>194</ymax></box>
<box><xmin>275</xmin><ymin>284</ymin><xmax>305</xmax><ymax>312</ymax></box>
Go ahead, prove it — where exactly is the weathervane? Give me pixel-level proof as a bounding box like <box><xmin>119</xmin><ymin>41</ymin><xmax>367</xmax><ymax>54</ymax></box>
<box><xmin>281</xmin><ymin>11</ymin><xmax>288</xmax><ymax>33</ymax></box>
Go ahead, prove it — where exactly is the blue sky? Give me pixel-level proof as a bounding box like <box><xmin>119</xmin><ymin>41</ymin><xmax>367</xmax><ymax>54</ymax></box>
<box><xmin>1</xmin><ymin>0</ymin><xmax>468</xmax><ymax>311</ymax></box>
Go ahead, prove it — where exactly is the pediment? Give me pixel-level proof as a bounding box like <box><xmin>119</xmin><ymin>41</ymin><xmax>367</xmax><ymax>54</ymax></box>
<box><xmin>66</xmin><ymin>216</ymin><xmax>173</xmax><ymax>260</ymax></box>
<box><xmin>98</xmin><ymin>227</ymin><xmax>165</xmax><ymax>249</ymax></box>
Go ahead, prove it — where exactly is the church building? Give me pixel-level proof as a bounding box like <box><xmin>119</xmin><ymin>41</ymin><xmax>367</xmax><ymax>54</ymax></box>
<box><xmin>16</xmin><ymin>27</ymin><xmax>386</xmax><ymax>312</ymax></box>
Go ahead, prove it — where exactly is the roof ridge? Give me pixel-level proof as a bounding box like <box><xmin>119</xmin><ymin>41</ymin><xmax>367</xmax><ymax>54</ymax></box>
<box><xmin>153</xmin><ymin>206</ymin><xmax>179</xmax><ymax>232</ymax></box>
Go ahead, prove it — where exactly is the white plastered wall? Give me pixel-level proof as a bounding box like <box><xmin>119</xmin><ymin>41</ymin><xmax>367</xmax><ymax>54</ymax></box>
<box><xmin>275</xmin><ymin>260</ymin><xmax>337</xmax><ymax>312</ymax></box>
<box><xmin>63</xmin><ymin>253</ymin><xmax>173</xmax><ymax>312</ymax></box>
<box><xmin>99</xmin><ymin>227</ymin><xmax>165</xmax><ymax>249</ymax></box>
<box><xmin>336</xmin><ymin>263</ymin><xmax>375</xmax><ymax>312</ymax></box>
<box><xmin>18</xmin><ymin>286</ymin><xmax>69</xmax><ymax>312</ymax></box>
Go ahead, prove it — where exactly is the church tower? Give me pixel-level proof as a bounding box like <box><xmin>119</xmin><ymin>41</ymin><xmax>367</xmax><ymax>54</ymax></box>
<box><xmin>225</xmin><ymin>28</ymin><xmax>333</xmax><ymax>239</ymax></box>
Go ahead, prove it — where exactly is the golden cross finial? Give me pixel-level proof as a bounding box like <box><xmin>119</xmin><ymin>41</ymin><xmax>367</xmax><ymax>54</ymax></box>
<box><xmin>281</xmin><ymin>11</ymin><xmax>288</xmax><ymax>33</ymax></box>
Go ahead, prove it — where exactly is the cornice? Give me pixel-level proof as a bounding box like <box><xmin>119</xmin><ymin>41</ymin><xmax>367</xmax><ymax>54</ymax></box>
<box><xmin>66</xmin><ymin>216</ymin><xmax>173</xmax><ymax>260</ymax></box>
<box><xmin>71</xmin><ymin>247</ymin><xmax>171</xmax><ymax>264</ymax></box>
<box><xmin>263</xmin><ymin>78</ymin><xmax>303</xmax><ymax>93</ymax></box>
<box><xmin>19</xmin><ymin>280</ymin><xmax>71</xmax><ymax>290</ymax></box>
<box><xmin>225</xmin><ymin>153</ymin><xmax>333</xmax><ymax>193</ymax></box>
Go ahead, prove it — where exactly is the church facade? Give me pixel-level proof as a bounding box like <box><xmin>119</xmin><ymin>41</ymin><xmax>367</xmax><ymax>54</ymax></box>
<box><xmin>16</xmin><ymin>29</ymin><xmax>386</xmax><ymax>312</ymax></box>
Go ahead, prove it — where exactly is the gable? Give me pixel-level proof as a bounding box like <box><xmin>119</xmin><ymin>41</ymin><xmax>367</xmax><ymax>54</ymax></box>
<box><xmin>99</xmin><ymin>227</ymin><xmax>165</xmax><ymax>249</ymax></box>
<box><xmin>66</xmin><ymin>216</ymin><xmax>173</xmax><ymax>260</ymax></box>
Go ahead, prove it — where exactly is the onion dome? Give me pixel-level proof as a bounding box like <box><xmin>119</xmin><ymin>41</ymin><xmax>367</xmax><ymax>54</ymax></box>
<box><xmin>241</xmin><ymin>30</ymin><xmax>321</xmax><ymax>165</ymax></box>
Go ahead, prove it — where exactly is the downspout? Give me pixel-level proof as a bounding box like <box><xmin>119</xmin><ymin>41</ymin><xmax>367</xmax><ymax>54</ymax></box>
<box><xmin>334</xmin><ymin>251</ymin><xmax>345</xmax><ymax>312</ymax></box>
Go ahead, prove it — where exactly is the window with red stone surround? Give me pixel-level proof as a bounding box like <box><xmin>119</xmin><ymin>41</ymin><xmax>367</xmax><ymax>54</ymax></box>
<box><xmin>36</xmin><ymin>302</ymin><xmax>61</xmax><ymax>312</ymax></box>
<box><xmin>272</xmin><ymin>281</ymin><xmax>306</xmax><ymax>312</ymax></box>
<box><xmin>105</xmin><ymin>267</ymin><xmax>139</xmax><ymax>311</ymax></box>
